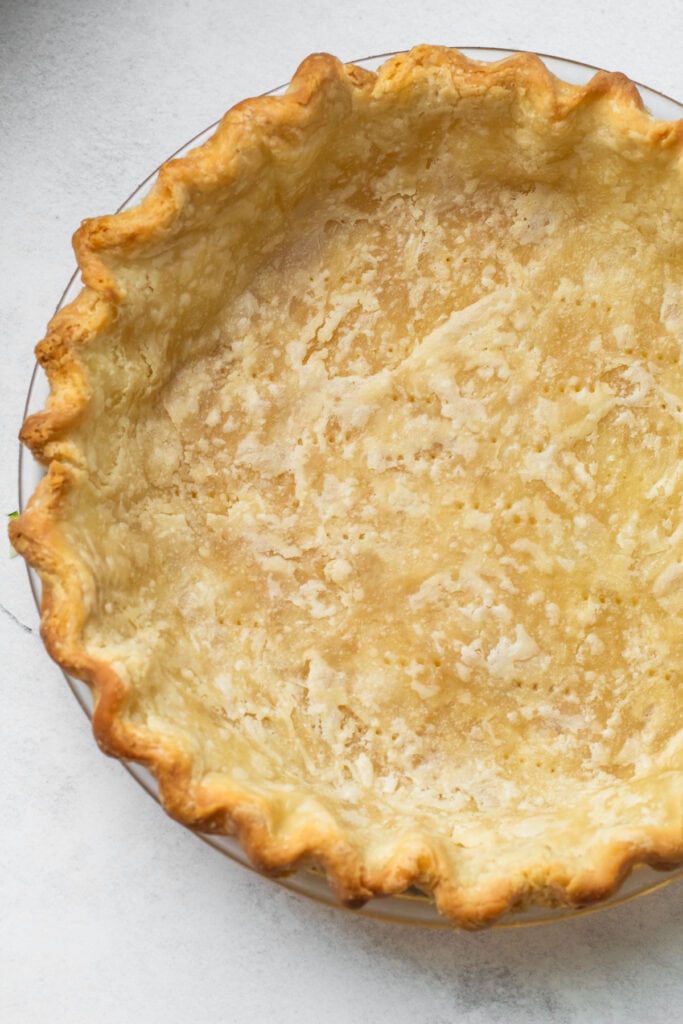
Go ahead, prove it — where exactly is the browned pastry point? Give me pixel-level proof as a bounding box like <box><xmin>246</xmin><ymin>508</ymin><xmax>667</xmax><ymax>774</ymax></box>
<box><xmin>11</xmin><ymin>46</ymin><xmax>683</xmax><ymax>928</ymax></box>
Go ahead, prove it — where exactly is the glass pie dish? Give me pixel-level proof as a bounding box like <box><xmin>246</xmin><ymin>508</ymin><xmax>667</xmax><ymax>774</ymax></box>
<box><xmin>17</xmin><ymin>47</ymin><xmax>683</xmax><ymax>928</ymax></box>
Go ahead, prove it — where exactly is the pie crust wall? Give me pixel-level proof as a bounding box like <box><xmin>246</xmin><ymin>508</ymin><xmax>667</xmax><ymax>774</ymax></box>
<box><xmin>12</xmin><ymin>47</ymin><xmax>683</xmax><ymax>927</ymax></box>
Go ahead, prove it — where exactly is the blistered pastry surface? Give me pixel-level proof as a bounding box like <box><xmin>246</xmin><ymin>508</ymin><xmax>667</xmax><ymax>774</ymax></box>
<box><xmin>14</xmin><ymin>48</ymin><xmax>683</xmax><ymax>924</ymax></box>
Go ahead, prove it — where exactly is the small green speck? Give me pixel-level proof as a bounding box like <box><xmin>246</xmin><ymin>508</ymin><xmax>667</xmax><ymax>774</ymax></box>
<box><xmin>8</xmin><ymin>511</ymin><xmax>19</xmax><ymax>557</ymax></box>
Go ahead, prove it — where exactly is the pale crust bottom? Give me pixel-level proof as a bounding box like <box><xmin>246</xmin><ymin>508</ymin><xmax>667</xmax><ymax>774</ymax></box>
<box><xmin>12</xmin><ymin>47</ymin><xmax>683</xmax><ymax>927</ymax></box>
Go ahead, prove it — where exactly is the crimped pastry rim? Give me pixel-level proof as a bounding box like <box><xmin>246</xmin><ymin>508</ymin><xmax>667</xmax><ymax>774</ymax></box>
<box><xmin>12</xmin><ymin>45</ymin><xmax>683</xmax><ymax>928</ymax></box>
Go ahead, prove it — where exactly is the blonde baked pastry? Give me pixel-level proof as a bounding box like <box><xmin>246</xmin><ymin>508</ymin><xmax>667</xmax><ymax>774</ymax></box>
<box><xmin>12</xmin><ymin>47</ymin><xmax>683</xmax><ymax>927</ymax></box>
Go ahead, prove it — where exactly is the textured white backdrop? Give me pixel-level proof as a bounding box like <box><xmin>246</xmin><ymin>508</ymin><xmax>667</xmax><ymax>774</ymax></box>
<box><xmin>2</xmin><ymin>1</ymin><xmax>682</xmax><ymax>1021</ymax></box>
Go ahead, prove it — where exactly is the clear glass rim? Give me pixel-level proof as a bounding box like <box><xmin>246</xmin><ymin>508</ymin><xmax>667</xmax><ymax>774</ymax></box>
<box><xmin>17</xmin><ymin>46</ymin><xmax>683</xmax><ymax>929</ymax></box>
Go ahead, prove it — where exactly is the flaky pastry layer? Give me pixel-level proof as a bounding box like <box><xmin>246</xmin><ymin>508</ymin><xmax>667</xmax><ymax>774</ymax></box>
<box><xmin>12</xmin><ymin>47</ymin><xmax>683</xmax><ymax>927</ymax></box>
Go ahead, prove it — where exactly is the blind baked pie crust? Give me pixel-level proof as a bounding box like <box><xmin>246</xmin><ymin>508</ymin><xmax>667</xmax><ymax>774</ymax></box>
<box><xmin>12</xmin><ymin>47</ymin><xmax>683</xmax><ymax>927</ymax></box>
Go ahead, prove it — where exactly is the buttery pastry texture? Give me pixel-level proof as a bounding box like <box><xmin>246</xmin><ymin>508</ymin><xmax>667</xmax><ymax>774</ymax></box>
<box><xmin>12</xmin><ymin>47</ymin><xmax>683</xmax><ymax>927</ymax></box>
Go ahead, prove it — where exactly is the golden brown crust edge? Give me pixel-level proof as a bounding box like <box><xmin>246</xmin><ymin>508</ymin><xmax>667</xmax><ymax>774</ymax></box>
<box><xmin>11</xmin><ymin>46</ymin><xmax>683</xmax><ymax>928</ymax></box>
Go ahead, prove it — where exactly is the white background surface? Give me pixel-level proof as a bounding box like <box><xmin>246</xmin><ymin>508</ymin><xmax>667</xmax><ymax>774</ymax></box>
<box><xmin>2</xmin><ymin>1</ymin><xmax>683</xmax><ymax>1021</ymax></box>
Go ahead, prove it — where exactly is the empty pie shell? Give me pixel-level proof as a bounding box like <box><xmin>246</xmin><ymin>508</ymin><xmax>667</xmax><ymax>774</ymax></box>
<box><xmin>11</xmin><ymin>46</ymin><xmax>683</xmax><ymax>928</ymax></box>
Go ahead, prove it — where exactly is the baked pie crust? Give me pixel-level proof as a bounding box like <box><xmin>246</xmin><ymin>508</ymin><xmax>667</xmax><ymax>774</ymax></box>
<box><xmin>12</xmin><ymin>47</ymin><xmax>683</xmax><ymax>927</ymax></box>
